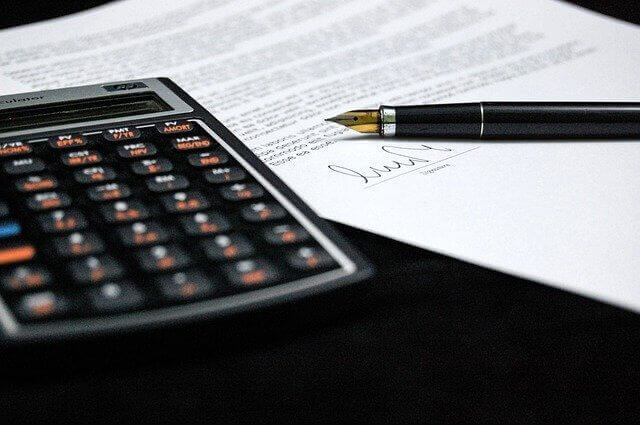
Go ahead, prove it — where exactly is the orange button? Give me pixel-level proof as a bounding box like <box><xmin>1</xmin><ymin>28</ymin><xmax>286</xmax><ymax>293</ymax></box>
<box><xmin>0</xmin><ymin>245</ymin><xmax>36</xmax><ymax>265</ymax></box>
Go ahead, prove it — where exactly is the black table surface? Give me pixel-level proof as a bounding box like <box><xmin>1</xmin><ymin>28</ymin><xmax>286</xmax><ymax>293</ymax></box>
<box><xmin>1</xmin><ymin>1</ymin><xmax>639</xmax><ymax>423</ymax></box>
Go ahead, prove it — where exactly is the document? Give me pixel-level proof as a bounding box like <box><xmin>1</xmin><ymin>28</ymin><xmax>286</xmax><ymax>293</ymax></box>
<box><xmin>1</xmin><ymin>0</ymin><xmax>640</xmax><ymax>311</ymax></box>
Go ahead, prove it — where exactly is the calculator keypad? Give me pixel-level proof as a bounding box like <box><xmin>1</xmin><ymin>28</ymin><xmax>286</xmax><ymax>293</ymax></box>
<box><xmin>0</xmin><ymin>120</ymin><xmax>340</xmax><ymax>328</ymax></box>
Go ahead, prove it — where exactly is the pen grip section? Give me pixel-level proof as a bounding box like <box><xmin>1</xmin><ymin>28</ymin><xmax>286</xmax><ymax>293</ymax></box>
<box><xmin>394</xmin><ymin>104</ymin><xmax>481</xmax><ymax>138</ymax></box>
<box><xmin>482</xmin><ymin>102</ymin><xmax>640</xmax><ymax>138</ymax></box>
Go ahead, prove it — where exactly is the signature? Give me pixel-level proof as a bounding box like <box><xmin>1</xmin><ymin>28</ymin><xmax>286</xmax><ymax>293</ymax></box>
<box><xmin>328</xmin><ymin>144</ymin><xmax>453</xmax><ymax>184</ymax></box>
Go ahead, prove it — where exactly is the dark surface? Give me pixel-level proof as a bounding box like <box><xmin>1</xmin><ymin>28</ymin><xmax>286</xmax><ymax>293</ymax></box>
<box><xmin>1</xmin><ymin>1</ymin><xmax>639</xmax><ymax>423</ymax></box>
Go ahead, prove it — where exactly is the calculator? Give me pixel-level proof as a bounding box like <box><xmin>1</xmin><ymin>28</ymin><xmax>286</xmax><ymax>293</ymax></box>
<box><xmin>0</xmin><ymin>78</ymin><xmax>372</xmax><ymax>342</ymax></box>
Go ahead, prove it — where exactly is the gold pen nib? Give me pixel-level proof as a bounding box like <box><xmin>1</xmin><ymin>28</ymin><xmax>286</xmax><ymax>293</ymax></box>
<box><xmin>325</xmin><ymin>109</ymin><xmax>379</xmax><ymax>133</ymax></box>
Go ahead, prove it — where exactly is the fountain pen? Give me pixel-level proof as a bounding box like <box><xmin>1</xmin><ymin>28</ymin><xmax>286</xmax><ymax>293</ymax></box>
<box><xmin>325</xmin><ymin>102</ymin><xmax>640</xmax><ymax>139</ymax></box>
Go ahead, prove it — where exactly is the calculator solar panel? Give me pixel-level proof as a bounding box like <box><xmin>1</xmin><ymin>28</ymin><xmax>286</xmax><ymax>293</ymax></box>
<box><xmin>0</xmin><ymin>78</ymin><xmax>372</xmax><ymax>341</ymax></box>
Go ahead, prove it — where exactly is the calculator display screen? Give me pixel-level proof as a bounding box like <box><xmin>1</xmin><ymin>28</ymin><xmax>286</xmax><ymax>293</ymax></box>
<box><xmin>0</xmin><ymin>93</ymin><xmax>171</xmax><ymax>133</ymax></box>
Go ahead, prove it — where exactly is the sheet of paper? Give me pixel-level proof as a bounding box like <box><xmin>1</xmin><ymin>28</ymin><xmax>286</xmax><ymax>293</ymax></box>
<box><xmin>1</xmin><ymin>0</ymin><xmax>639</xmax><ymax>311</ymax></box>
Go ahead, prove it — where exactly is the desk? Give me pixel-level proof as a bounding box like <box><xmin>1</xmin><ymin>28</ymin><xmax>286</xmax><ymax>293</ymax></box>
<box><xmin>1</xmin><ymin>1</ymin><xmax>639</xmax><ymax>422</ymax></box>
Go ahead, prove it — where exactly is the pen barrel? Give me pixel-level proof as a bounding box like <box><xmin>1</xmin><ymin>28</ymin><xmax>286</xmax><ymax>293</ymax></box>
<box><xmin>481</xmin><ymin>102</ymin><xmax>640</xmax><ymax>138</ymax></box>
<box><xmin>391</xmin><ymin>102</ymin><xmax>640</xmax><ymax>138</ymax></box>
<box><xmin>392</xmin><ymin>104</ymin><xmax>481</xmax><ymax>137</ymax></box>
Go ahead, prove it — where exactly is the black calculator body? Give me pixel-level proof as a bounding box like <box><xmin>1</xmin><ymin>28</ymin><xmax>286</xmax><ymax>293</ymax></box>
<box><xmin>0</xmin><ymin>78</ymin><xmax>372</xmax><ymax>342</ymax></box>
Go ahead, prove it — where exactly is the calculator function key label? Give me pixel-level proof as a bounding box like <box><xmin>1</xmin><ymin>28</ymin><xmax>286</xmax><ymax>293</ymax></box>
<box><xmin>26</xmin><ymin>191</ymin><xmax>71</xmax><ymax>211</ymax></box>
<box><xmin>240</xmin><ymin>202</ymin><xmax>287</xmax><ymax>222</ymax></box>
<box><xmin>87</xmin><ymin>183</ymin><xmax>131</xmax><ymax>202</ymax></box>
<box><xmin>157</xmin><ymin>270</ymin><xmax>215</xmax><ymax>302</ymax></box>
<box><xmin>187</xmin><ymin>151</ymin><xmax>228</xmax><ymax>167</ymax></box>
<box><xmin>220</xmin><ymin>183</ymin><xmax>264</xmax><ymax>201</ymax></box>
<box><xmin>117</xmin><ymin>221</ymin><xmax>169</xmax><ymax>247</ymax></box>
<box><xmin>101</xmin><ymin>201</ymin><xmax>150</xmax><ymax>224</ymax></box>
<box><xmin>3</xmin><ymin>157</ymin><xmax>46</xmax><ymax>175</ymax></box>
<box><xmin>161</xmin><ymin>191</ymin><xmax>209</xmax><ymax>213</ymax></box>
<box><xmin>15</xmin><ymin>291</ymin><xmax>69</xmax><ymax>322</ymax></box>
<box><xmin>263</xmin><ymin>224</ymin><xmax>310</xmax><ymax>245</ymax></box>
<box><xmin>15</xmin><ymin>175</ymin><xmax>58</xmax><ymax>193</ymax></box>
<box><xmin>137</xmin><ymin>245</ymin><xmax>191</xmax><ymax>273</ymax></box>
<box><xmin>1</xmin><ymin>265</ymin><xmax>52</xmax><ymax>292</ymax></box>
<box><xmin>223</xmin><ymin>259</ymin><xmax>280</xmax><ymax>288</ymax></box>
<box><xmin>146</xmin><ymin>174</ymin><xmax>190</xmax><ymax>192</ymax></box>
<box><xmin>0</xmin><ymin>141</ymin><xmax>32</xmax><ymax>157</ymax></box>
<box><xmin>74</xmin><ymin>166</ymin><xmax>117</xmax><ymax>184</ymax></box>
<box><xmin>287</xmin><ymin>246</ymin><xmax>336</xmax><ymax>271</ymax></box>
<box><xmin>61</xmin><ymin>150</ymin><xmax>102</xmax><ymax>167</ymax></box>
<box><xmin>131</xmin><ymin>158</ymin><xmax>173</xmax><ymax>175</ymax></box>
<box><xmin>52</xmin><ymin>232</ymin><xmax>105</xmax><ymax>258</ymax></box>
<box><xmin>180</xmin><ymin>212</ymin><xmax>230</xmax><ymax>236</ymax></box>
<box><xmin>204</xmin><ymin>167</ymin><xmax>246</xmax><ymax>184</ymax></box>
<box><xmin>102</xmin><ymin>127</ymin><xmax>141</xmax><ymax>142</ymax></box>
<box><xmin>48</xmin><ymin>134</ymin><xmax>87</xmax><ymax>149</ymax></box>
<box><xmin>156</xmin><ymin>121</ymin><xmax>194</xmax><ymax>134</ymax></box>
<box><xmin>68</xmin><ymin>255</ymin><xmax>125</xmax><ymax>285</ymax></box>
<box><xmin>171</xmin><ymin>135</ymin><xmax>212</xmax><ymax>151</ymax></box>
<box><xmin>87</xmin><ymin>282</ymin><xmax>145</xmax><ymax>313</ymax></box>
<box><xmin>117</xmin><ymin>142</ymin><xmax>157</xmax><ymax>159</ymax></box>
<box><xmin>201</xmin><ymin>234</ymin><xmax>254</xmax><ymax>261</ymax></box>
<box><xmin>37</xmin><ymin>209</ymin><xmax>88</xmax><ymax>233</ymax></box>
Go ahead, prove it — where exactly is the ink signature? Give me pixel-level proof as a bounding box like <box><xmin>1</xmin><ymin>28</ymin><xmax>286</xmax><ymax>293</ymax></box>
<box><xmin>328</xmin><ymin>144</ymin><xmax>453</xmax><ymax>184</ymax></box>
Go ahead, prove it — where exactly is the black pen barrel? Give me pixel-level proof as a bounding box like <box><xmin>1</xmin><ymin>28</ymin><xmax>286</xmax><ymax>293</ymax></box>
<box><xmin>389</xmin><ymin>102</ymin><xmax>640</xmax><ymax>139</ymax></box>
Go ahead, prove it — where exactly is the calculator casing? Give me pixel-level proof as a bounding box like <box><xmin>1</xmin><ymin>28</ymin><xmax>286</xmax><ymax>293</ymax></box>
<box><xmin>0</xmin><ymin>78</ymin><xmax>372</xmax><ymax>342</ymax></box>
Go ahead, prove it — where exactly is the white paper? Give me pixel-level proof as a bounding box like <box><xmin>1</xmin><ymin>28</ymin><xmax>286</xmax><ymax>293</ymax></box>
<box><xmin>1</xmin><ymin>0</ymin><xmax>639</xmax><ymax>311</ymax></box>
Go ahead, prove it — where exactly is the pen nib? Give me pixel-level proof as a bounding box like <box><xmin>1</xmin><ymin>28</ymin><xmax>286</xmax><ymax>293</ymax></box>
<box><xmin>325</xmin><ymin>110</ymin><xmax>380</xmax><ymax>134</ymax></box>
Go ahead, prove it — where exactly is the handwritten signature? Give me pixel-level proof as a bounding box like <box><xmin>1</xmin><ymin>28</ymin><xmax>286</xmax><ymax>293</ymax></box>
<box><xmin>328</xmin><ymin>144</ymin><xmax>453</xmax><ymax>184</ymax></box>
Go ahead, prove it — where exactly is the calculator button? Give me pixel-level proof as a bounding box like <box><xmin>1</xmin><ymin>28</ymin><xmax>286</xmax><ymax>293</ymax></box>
<box><xmin>157</xmin><ymin>270</ymin><xmax>215</xmax><ymax>302</ymax></box>
<box><xmin>87</xmin><ymin>183</ymin><xmax>131</xmax><ymax>202</ymax></box>
<box><xmin>48</xmin><ymin>134</ymin><xmax>87</xmax><ymax>149</ymax></box>
<box><xmin>14</xmin><ymin>175</ymin><xmax>58</xmax><ymax>193</ymax></box>
<box><xmin>131</xmin><ymin>158</ymin><xmax>173</xmax><ymax>175</ymax></box>
<box><xmin>1</xmin><ymin>265</ymin><xmax>52</xmax><ymax>292</ymax></box>
<box><xmin>0</xmin><ymin>244</ymin><xmax>36</xmax><ymax>266</ymax></box>
<box><xmin>52</xmin><ymin>232</ymin><xmax>105</xmax><ymax>258</ymax></box>
<box><xmin>171</xmin><ymin>135</ymin><xmax>212</xmax><ymax>151</ymax></box>
<box><xmin>101</xmin><ymin>201</ymin><xmax>150</xmax><ymax>223</ymax></box>
<box><xmin>220</xmin><ymin>183</ymin><xmax>264</xmax><ymax>201</ymax></box>
<box><xmin>146</xmin><ymin>174</ymin><xmax>189</xmax><ymax>192</ymax></box>
<box><xmin>240</xmin><ymin>202</ymin><xmax>287</xmax><ymax>222</ymax></box>
<box><xmin>15</xmin><ymin>291</ymin><xmax>69</xmax><ymax>322</ymax></box>
<box><xmin>187</xmin><ymin>151</ymin><xmax>228</xmax><ymax>168</ymax></box>
<box><xmin>26</xmin><ymin>191</ymin><xmax>71</xmax><ymax>211</ymax></box>
<box><xmin>180</xmin><ymin>212</ymin><xmax>230</xmax><ymax>236</ymax></box>
<box><xmin>3</xmin><ymin>157</ymin><xmax>45</xmax><ymax>175</ymax></box>
<box><xmin>160</xmin><ymin>191</ymin><xmax>209</xmax><ymax>214</ymax></box>
<box><xmin>0</xmin><ymin>221</ymin><xmax>21</xmax><ymax>239</ymax></box>
<box><xmin>201</xmin><ymin>234</ymin><xmax>254</xmax><ymax>261</ymax></box>
<box><xmin>61</xmin><ymin>150</ymin><xmax>102</xmax><ymax>167</ymax></box>
<box><xmin>103</xmin><ymin>126</ymin><xmax>141</xmax><ymax>142</ymax></box>
<box><xmin>68</xmin><ymin>255</ymin><xmax>125</xmax><ymax>285</ymax></box>
<box><xmin>117</xmin><ymin>221</ymin><xmax>169</xmax><ymax>247</ymax></box>
<box><xmin>37</xmin><ymin>209</ymin><xmax>87</xmax><ymax>233</ymax></box>
<box><xmin>287</xmin><ymin>246</ymin><xmax>336</xmax><ymax>271</ymax></box>
<box><xmin>117</xmin><ymin>142</ymin><xmax>157</xmax><ymax>159</ymax></box>
<box><xmin>223</xmin><ymin>259</ymin><xmax>280</xmax><ymax>288</ymax></box>
<box><xmin>0</xmin><ymin>141</ymin><xmax>32</xmax><ymax>157</ymax></box>
<box><xmin>204</xmin><ymin>167</ymin><xmax>246</xmax><ymax>184</ymax></box>
<box><xmin>87</xmin><ymin>282</ymin><xmax>145</xmax><ymax>313</ymax></box>
<box><xmin>156</xmin><ymin>121</ymin><xmax>194</xmax><ymax>134</ymax></box>
<box><xmin>137</xmin><ymin>245</ymin><xmax>191</xmax><ymax>273</ymax></box>
<box><xmin>74</xmin><ymin>166</ymin><xmax>116</xmax><ymax>184</ymax></box>
<box><xmin>263</xmin><ymin>224</ymin><xmax>310</xmax><ymax>245</ymax></box>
